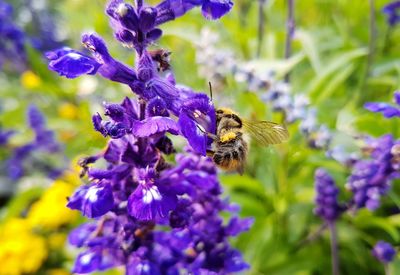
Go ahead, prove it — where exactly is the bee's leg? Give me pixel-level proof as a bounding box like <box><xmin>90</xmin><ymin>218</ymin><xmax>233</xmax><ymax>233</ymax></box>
<box><xmin>196</xmin><ymin>125</ymin><xmax>218</xmax><ymax>140</ymax></box>
<box><xmin>206</xmin><ymin>149</ymin><xmax>215</xmax><ymax>157</ymax></box>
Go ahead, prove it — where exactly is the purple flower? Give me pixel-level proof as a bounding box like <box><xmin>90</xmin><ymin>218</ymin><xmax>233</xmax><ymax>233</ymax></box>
<box><xmin>0</xmin><ymin>127</ymin><xmax>14</xmax><ymax>145</ymax></box>
<box><xmin>314</xmin><ymin>168</ymin><xmax>345</xmax><ymax>221</ymax></box>
<box><xmin>365</xmin><ymin>91</ymin><xmax>400</xmax><ymax>118</ymax></box>
<box><xmin>178</xmin><ymin>94</ymin><xmax>216</xmax><ymax>156</ymax></box>
<box><xmin>0</xmin><ymin>0</ymin><xmax>26</xmax><ymax>71</ymax></box>
<box><xmin>346</xmin><ymin>135</ymin><xmax>400</xmax><ymax>210</ymax></box>
<box><xmin>372</xmin><ymin>241</ymin><xmax>397</xmax><ymax>263</ymax></box>
<box><xmin>55</xmin><ymin>0</ymin><xmax>251</xmax><ymax>274</ymax></box>
<box><xmin>382</xmin><ymin>1</ymin><xmax>400</xmax><ymax>26</ymax></box>
<box><xmin>47</xmin><ymin>34</ymin><xmax>138</xmax><ymax>84</ymax></box>
<box><xmin>127</xmin><ymin>168</ymin><xmax>177</xmax><ymax>221</ymax></box>
<box><xmin>155</xmin><ymin>0</ymin><xmax>233</xmax><ymax>24</ymax></box>
<box><xmin>46</xmin><ymin>47</ymin><xmax>101</xmax><ymax>78</ymax></box>
<box><xmin>201</xmin><ymin>0</ymin><xmax>234</xmax><ymax>20</ymax></box>
<box><xmin>4</xmin><ymin>105</ymin><xmax>65</xmax><ymax>180</ymax></box>
<box><xmin>67</xmin><ymin>183</ymin><xmax>114</xmax><ymax>218</ymax></box>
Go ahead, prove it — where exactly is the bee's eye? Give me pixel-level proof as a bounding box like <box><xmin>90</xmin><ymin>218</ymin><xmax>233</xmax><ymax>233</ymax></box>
<box><xmin>216</xmin><ymin>110</ymin><xmax>223</xmax><ymax>114</ymax></box>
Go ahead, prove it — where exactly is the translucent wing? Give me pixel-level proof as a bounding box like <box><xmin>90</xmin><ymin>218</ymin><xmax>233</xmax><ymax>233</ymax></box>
<box><xmin>242</xmin><ymin>120</ymin><xmax>289</xmax><ymax>146</ymax></box>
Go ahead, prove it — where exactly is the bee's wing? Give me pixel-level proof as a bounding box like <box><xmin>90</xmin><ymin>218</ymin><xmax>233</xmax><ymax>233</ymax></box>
<box><xmin>242</xmin><ymin>120</ymin><xmax>289</xmax><ymax>146</ymax></box>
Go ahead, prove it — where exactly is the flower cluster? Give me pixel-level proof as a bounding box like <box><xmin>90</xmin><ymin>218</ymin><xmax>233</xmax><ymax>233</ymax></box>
<box><xmin>0</xmin><ymin>171</ymin><xmax>79</xmax><ymax>275</ymax></box>
<box><xmin>263</xmin><ymin>82</ymin><xmax>332</xmax><ymax>149</ymax></box>
<box><xmin>382</xmin><ymin>1</ymin><xmax>400</xmax><ymax>26</ymax></box>
<box><xmin>47</xmin><ymin>0</ymin><xmax>252</xmax><ymax>274</ymax></box>
<box><xmin>346</xmin><ymin>134</ymin><xmax>400</xmax><ymax>210</ymax></box>
<box><xmin>314</xmin><ymin>168</ymin><xmax>344</xmax><ymax>222</ymax></box>
<box><xmin>372</xmin><ymin>241</ymin><xmax>397</xmax><ymax>264</ymax></box>
<box><xmin>3</xmin><ymin>105</ymin><xmax>65</xmax><ymax>181</ymax></box>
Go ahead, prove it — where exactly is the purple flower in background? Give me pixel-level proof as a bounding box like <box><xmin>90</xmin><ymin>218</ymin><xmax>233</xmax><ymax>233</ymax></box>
<box><xmin>382</xmin><ymin>1</ymin><xmax>400</xmax><ymax>26</ymax></box>
<box><xmin>0</xmin><ymin>127</ymin><xmax>14</xmax><ymax>146</ymax></box>
<box><xmin>346</xmin><ymin>135</ymin><xmax>400</xmax><ymax>210</ymax></box>
<box><xmin>155</xmin><ymin>0</ymin><xmax>233</xmax><ymax>25</ymax></box>
<box><xmin>4</xmin><ymin>105</ymin><xmax>65</xmax><ymax>180</ymax></box>
<box><xmin>0</xmin><ymin>0</ymin><xmax>26</xmax><ymax>71</ymax></box>
<box><xmin>372</xmin><ymin>241</ymin><xmax>397</xmax><ymax>263</ymax></box>
<box><xmin>364</xmin><ymin>91</ymin><xmax>400</xmax><ymax>118</ymax></box>
<box><xmin>51</xmin><ymin>1</ymin><xmax>250</xmax><ymax>273</ymax></box>
<box><xmin>314</xmin><ymin>168</ymin><xmax>345</xmax><ymax>221</ymax></box>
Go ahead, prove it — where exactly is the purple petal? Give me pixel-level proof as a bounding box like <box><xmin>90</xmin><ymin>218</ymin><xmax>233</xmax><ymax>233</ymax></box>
<box><xmin>394</xmin><ymin>91</ymin><xmax>400</xmax><ymax>105</ymax></box>
<box><xmin>68</xmin><ymin>223</ymin><xmax>97</xmax><ymax>247</ymax></box>
<box><xmin>128</xmin><ymin>184</ymin><xmax>177</xmax><ymax>221</ymax></box>
<box><xmin>47</xmin><ymin>49</ymin><xmax>100</xmax><ymax>79</ymax></box>
<box><xmin>73</xmin><ymin>250</ymin><xmax>102</xmax><ymax>274</ymax></box>
<box><xmin>82</xmin><ymin>33</ymin><xmax>137</xmax><ymax>84</ymax></box>
<box><xmin>146</xmin><ymin>28</ymin><xmax>163</xmax><ymax>42</ymax></box>
<box><xmin>67</xmin><ymin>184</ymin><xmax>114</xmax><ymax>218</ymax></box>
<box><xmin>27</xmin><ymin>105</ymin><xmax>45</xmax><ymax>130</ymax></box>
<box><xmin>201</xmin><ymin>0</ymin><xmax>233</xmax><ymax>20</ymax></box>
<box><xmin>225</xmin><ymin>217</ymin><xmax>254</xmax><ymax>236</ymax></box>
<box><xmin>372</xmin><ymin>241</ymin><xmax>396</xmax><ymax>263</ymax></box>
<box><xmin>364</xmin><ymin>102</ymin><xmax>400</xmax><ymax>118</ymax></box>
<box><xmin>133</xmin><ymin>116</ymin><xmax>179</xmax><ymax>137</ymax></box>
<box><xmin>139</xmin><ymin>7</ymin><xmax>157</xmax><ymax>32</ymax></box>
<box><xmin>179</xmin><ymin>111</ymin><xmax>208</xmax><ymax>155</ymax></box>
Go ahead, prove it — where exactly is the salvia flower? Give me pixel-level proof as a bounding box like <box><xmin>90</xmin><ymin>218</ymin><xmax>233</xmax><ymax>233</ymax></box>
<box><xmin>372</xmin><ymin>241</ymin><xmax>397</xmax><ymax>263</ymax></box>
<box><xmin>364</xmin><ymin>91</ymin><xmax>400</xmax><ymax>118</ymax></box>
<box><xmin>346</xmin><ymin>135</ymin><xmax>400</xmax><ymax>210</ymax></box>
<box><xmin>4</xmin><ymin>105</ymin><xmax>65</xmax><ymax>180</ymax></box>
<box><xmin>49</xmin><ymin>1</ymin><xmax>251</xmax><ymax>274</ymax></box>
<box><xmin>314</xmin><ymin>168</ymin><xmax>345</xmax><ymax>221</ymax></box>
<box><xmin>382</xmin><ymin>1</ymin><xmax>400</xmax><ymax>26</ymax></box>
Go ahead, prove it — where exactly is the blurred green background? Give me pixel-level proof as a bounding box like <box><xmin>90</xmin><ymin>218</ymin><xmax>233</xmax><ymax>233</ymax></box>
<box><xmin>1</xmin><ymin>0</ymin><xmax>400</xmax><ymax>274</ymax></box>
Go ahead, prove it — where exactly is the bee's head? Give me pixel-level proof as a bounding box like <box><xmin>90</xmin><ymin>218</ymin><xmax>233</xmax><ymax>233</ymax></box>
<box><xmin>216</xmin><ymin>108</ymin><xmax>234</xmax><ymax>115</ymax></box>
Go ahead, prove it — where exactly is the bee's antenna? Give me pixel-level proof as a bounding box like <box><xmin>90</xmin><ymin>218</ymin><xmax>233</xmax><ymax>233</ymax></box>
<box><xmin>208</xmin><ymin>81</ymin><xmax>213</xmax><ymax>101</ymax></box>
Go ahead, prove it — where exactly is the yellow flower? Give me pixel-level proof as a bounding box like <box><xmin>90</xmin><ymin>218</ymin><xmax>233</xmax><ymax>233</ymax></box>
<box><xmin>27</xmin><ymin>180</ymin><xmax>78</xmax><ymax>230</ymax></box>
<box><xmin>0</xmin><ymin>219</ymin><xmax>47</xmax><ymax>275</ymax></box>
<box><xmin>20</xmin><ymin>71</ymin><xmax>41</xmax><ymax>89</ymax></box>
<box><xmin>48</xmin><ymin>233</ymin><xmax>67</xmax><ymax>250</ymax></box>
<box><xmin>58</xmin><ymin>103</ymin><xmax>79</xmax><ymax>120</ymax></box>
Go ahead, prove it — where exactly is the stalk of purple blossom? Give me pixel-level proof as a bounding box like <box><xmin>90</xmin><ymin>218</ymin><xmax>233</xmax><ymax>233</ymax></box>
<box><xmin>48</xmin><ymin>0</ymin><xmax>253</xmax><ymax>273</ymax></box>
<box><xmin>314</xmin><ymin>169</ymin><xmax>345</xmax><ymax>222</ymax></box>
<box><xmin>314</xmin><ymin>169</ymin><xmax>344</xmax><ymax>275</ymax></box>
<box><xmin>372</xmin><ymin>241</ymin><xmax>397</xmax><ymax>275</ymax></box>
<box><xmin>284</xmin><ymin>0</ymin><xmax>294</xmax><ymax>83</ymax></box>
<box><xmin>382</xmin><ymin>1</ymin><xmax>400</xmax><ymax>26</ymax></box>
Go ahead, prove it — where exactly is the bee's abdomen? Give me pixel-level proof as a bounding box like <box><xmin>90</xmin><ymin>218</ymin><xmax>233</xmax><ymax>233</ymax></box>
<box><xmin>213</xmin><ymin>142</ymin><xmax>247</xmax><ymax>172</ymax></box>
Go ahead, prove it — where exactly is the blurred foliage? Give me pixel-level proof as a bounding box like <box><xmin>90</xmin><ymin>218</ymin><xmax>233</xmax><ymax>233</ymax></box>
<box><xmin>1</xmin><ymin>0</ymin><xmax>400</xmax><ymax>274</ymax></box>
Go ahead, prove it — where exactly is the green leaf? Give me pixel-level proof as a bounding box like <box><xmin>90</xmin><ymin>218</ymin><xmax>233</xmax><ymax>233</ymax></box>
<box><xmin>307</xmin><ymin>48</ymin><xmax>368</xmax><ymax>98</ymax></box>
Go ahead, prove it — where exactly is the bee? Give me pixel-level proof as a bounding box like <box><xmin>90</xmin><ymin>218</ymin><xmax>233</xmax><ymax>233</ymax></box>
<box><xmin>206</xmin><ymin>108</ymin><xmax>289</xmax><ymax>174</ymax></box>
<box><xmin>148</xmin><ymin>49</ymin><xmax>171</xmax><ymax>72</ymax></box>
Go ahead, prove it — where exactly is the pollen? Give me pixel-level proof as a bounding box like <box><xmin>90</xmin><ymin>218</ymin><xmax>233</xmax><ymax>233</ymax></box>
<box><xmin>193</xmin><ymin>109</ymin><xmax>202</xmax><ymax>118</ymax></box>
<box><xmin>220</xmin><ymin>132</ymin><xmax>236</xmax><ymax>142</ymax></box>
